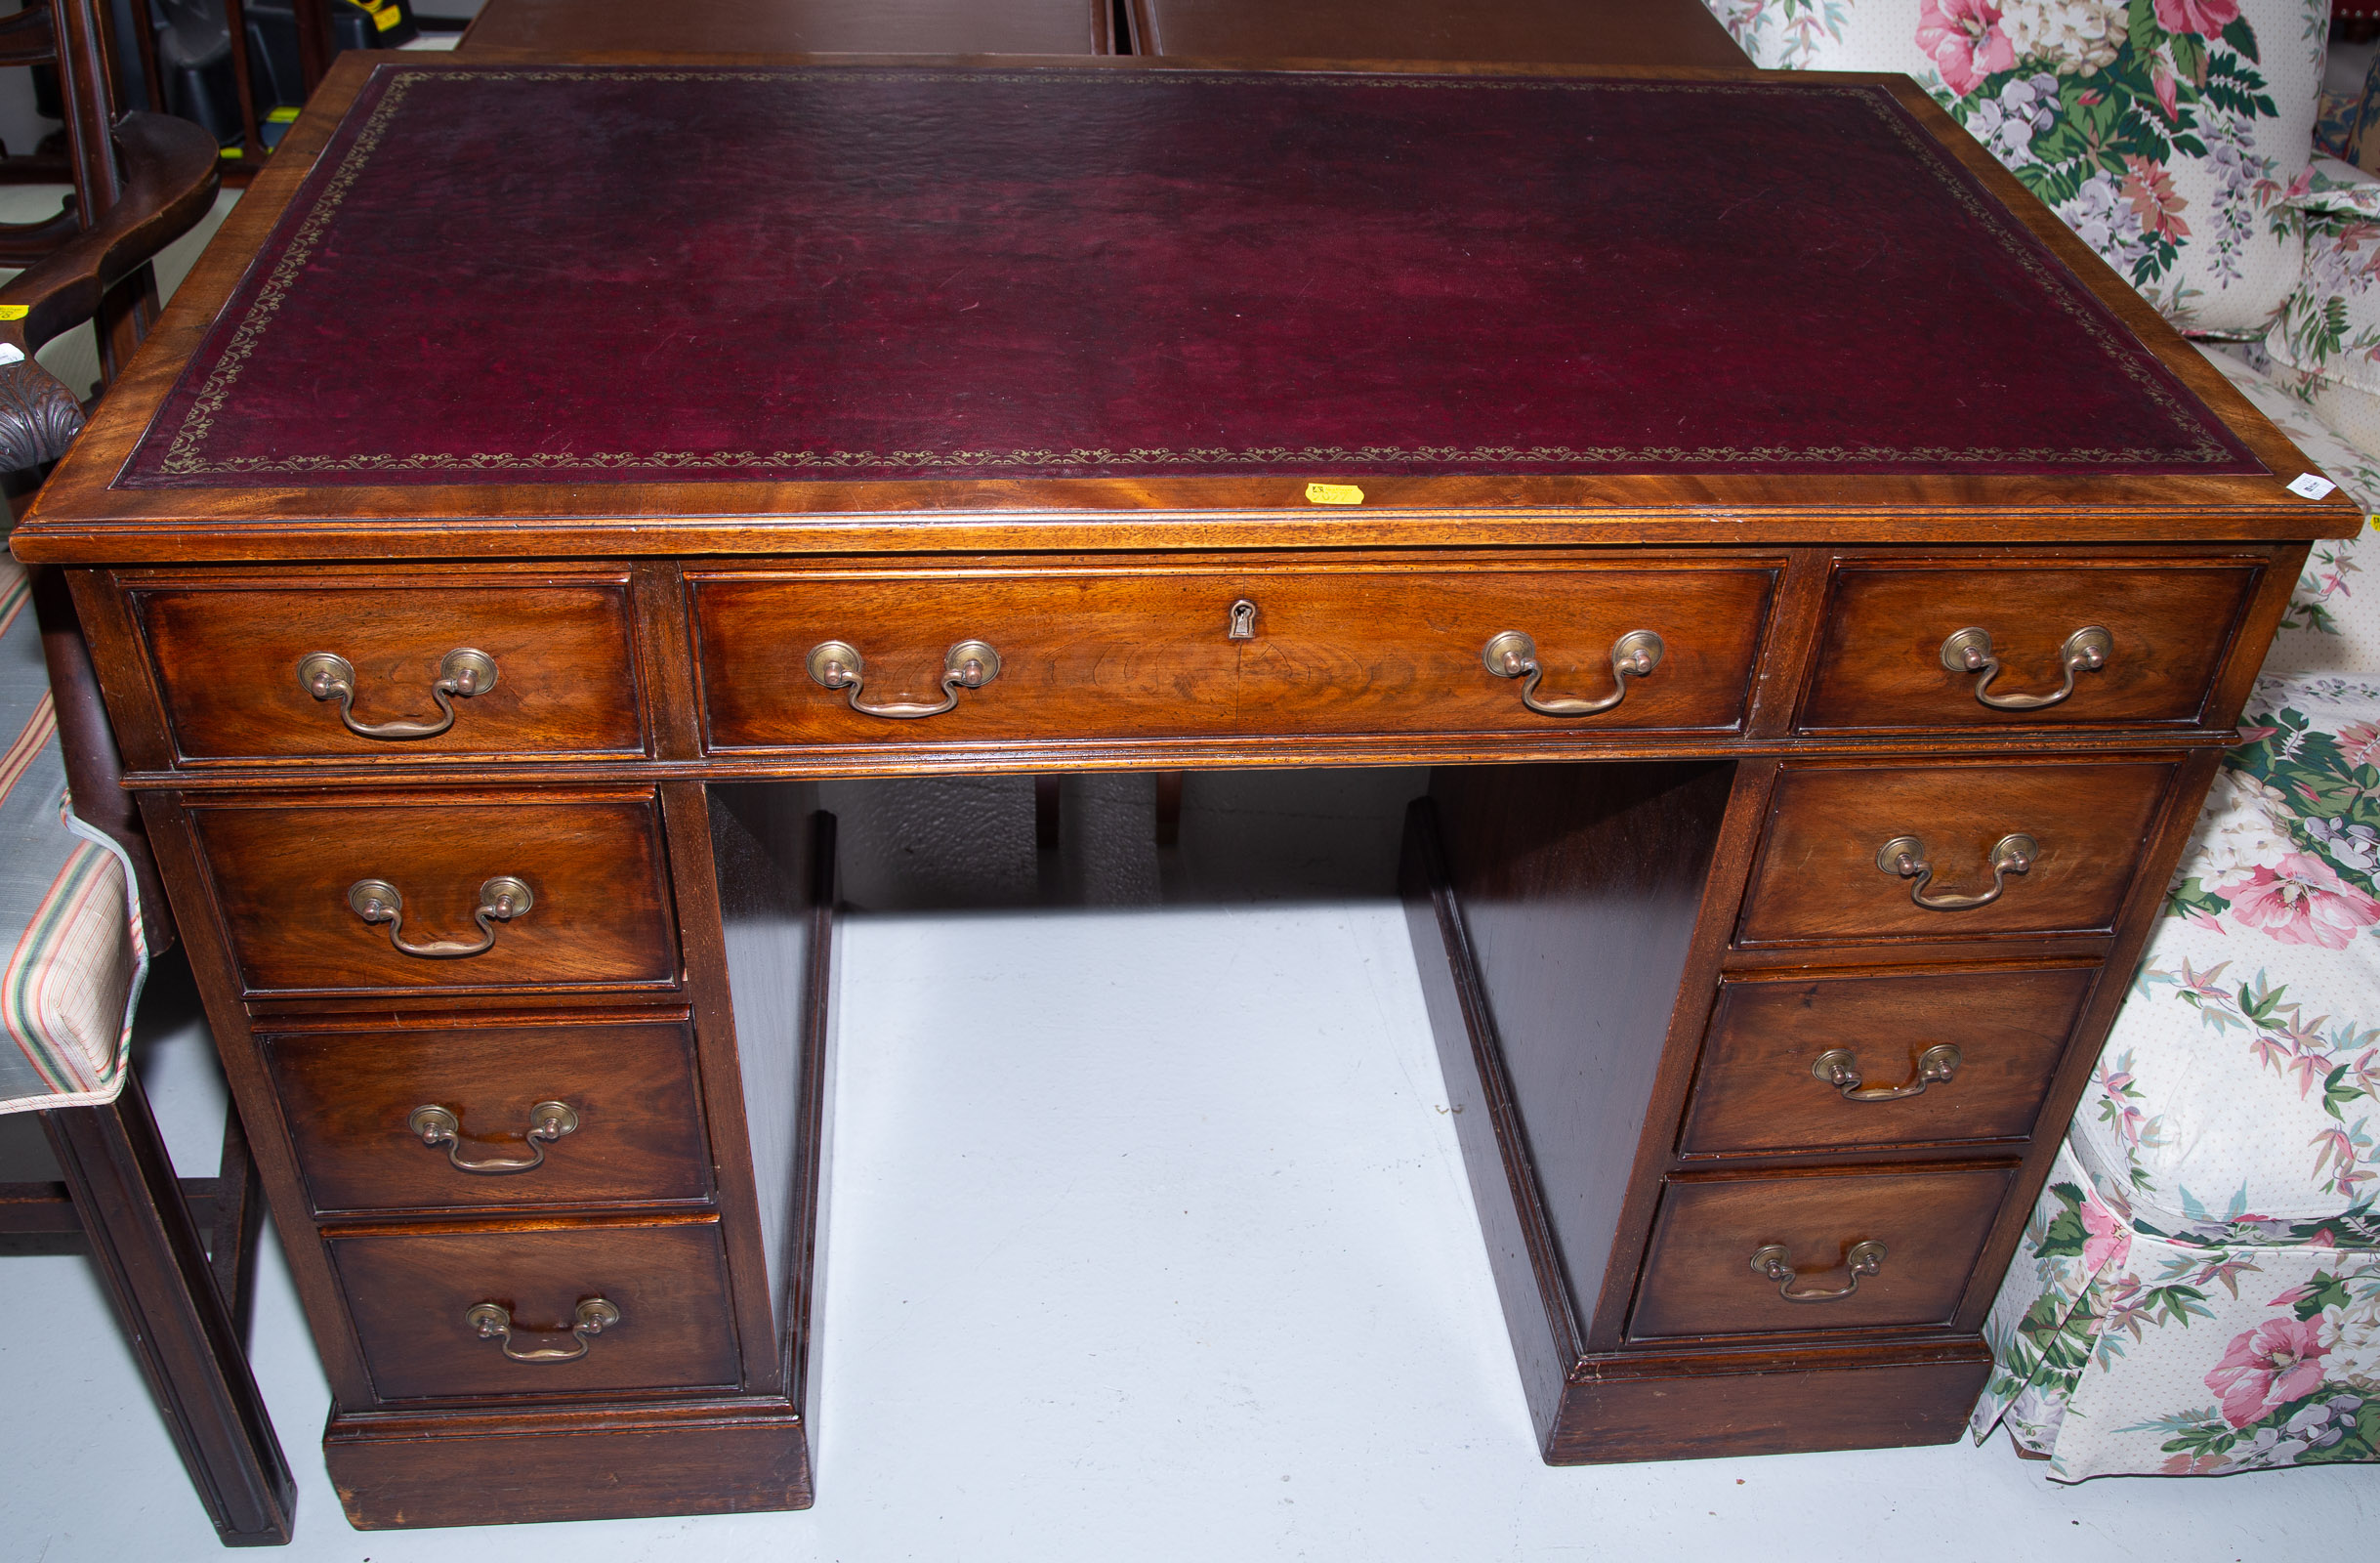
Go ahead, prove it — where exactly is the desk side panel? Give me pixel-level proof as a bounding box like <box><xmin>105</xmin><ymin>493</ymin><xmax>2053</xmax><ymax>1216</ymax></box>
<box><xmin>706</xmin><ymin>782</ymin><xmax>826</xmax><ymax>1360</ymax></box>
<box><xmin>1425</xmin><ymin>761</ymin><xmax>1733</xmax><ymax>1353</ymax></box>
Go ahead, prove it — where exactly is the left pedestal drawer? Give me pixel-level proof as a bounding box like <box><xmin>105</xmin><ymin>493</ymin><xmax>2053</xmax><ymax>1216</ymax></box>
<box><xmin>127</xmin><ymin>572</ymin><xmax>648</xmax><ymax>764</ymax></box>
<box><xmin>329</xmin><ymin>1217</ymin><xmax>741</xmax><ymax>1402</ymax></box>
<box><xmin>263</xmin><ymin>1014</ymin><xmax>711</xmax><ymax>1216</ymax></box>
<box><xmin>188</xmin><ymin>790</ymin><xmax>681</xmax><ymax>996</ymax></box>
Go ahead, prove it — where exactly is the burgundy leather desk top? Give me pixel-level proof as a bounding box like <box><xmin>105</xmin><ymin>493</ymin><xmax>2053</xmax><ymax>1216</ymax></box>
<box><xmin>116</xmin><ymin>63</ymin><xmax>2256</xmax><ymax>491</ymax></box>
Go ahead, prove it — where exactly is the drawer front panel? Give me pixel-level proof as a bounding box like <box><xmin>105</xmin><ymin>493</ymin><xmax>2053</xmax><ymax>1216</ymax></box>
<box><xmin>191</xmin><ymin>793</ymin><xmax>679</xmax><ymax>995</ymax></box>
<box><xmin>1681</xmin><ymin>967</ymin><xmax>2097</xmax><ymax>1157</ymax></box>
<box><xmin>693</xmin><ymin>563</ymin><xmax>1774</xmax><ymax>747</ymax></box>
<box><xmin>1629</xmin><ymin>1166</ymin><xmax>2014</xmax><ymax>1340</ymax></box>
<box><xmin>1228</xmin><ymin>566</ymin><xmax>1772</xmax><ymax>736</ymax></box>
<box><xmin>1735</xmin><ymin>760</ymin><xmax>2174</xmax><ymax>946</ymax></box>
<box><xmin>1799</xmin><ymin>561</ymin><xmax>2260</xmax><ymax>732</ymax></box>
<box><xmin>696</xmin><ymin>571</ymin><xmax>1240</xmax><ymax>747</ymax></box>
<box><xmin>134</xmin><ymin>577</ymin><xmax>646</xmax><ymax>762</ymax></box>
<box><xmin>265</xmin><ymin>1017</ymin><xmax>709</xmax><ymax>1215</ymax></box>
<box><xmin>331</xmin><ymin>1219</ymin><xmax>738</xmax><ymax>1402</ymax></box>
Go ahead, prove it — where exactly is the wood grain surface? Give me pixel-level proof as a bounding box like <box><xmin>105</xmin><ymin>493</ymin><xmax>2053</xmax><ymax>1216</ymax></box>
<box><xmin>1735</xmin><ymin>759</ymin><xmax>2175</xmax><ymax>945</ymax></box>
<box><xmin>133</xmin><ymin>572</ymin><xmax>647</xmax><ymax>763</ymax></box>
<box><xmin>1680</xmin><ymin>966</ymin><xmax>2099</xmax><ymax>1157</ymax></box>
<box><xmin>189</xmin><ymin>791</ymin><xmax>680</xmax><ymax>994</ymax></box>
<box><xmin>264</xmin><ymin>1016</ymin><xmax>709</xmax><ymax>1215</ymax></box>
<box><xmin>1629</xmin><ymin>1164</ymin><xmax>2015</xmax><ymax>1339</ymax></box>
<box><xmin>1799</xmin><ymin>558</ymin><xmax>2263</xmax><ymax>731</ymax></box>
<box><xmin>330</xmin><ymin>1217</ymin><xmax>738</xmax><ymax>1402</ymax></box>
<box><xmin>697</xmin><ymin>560</ymin><xmax>1773</xmax><ymax>747</ymax></box>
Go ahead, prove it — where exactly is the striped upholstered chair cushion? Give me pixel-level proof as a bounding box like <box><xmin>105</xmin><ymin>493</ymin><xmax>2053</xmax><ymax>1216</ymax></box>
<box><xmin>0</xmin><ymin>557</ymin><xmax>147</xmax><ymax>1113</ymax></box>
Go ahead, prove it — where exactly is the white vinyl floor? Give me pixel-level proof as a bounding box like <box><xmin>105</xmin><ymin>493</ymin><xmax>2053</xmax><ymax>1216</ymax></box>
<box><xmin>2</xmin><ymin>773</ymin><xmax>2374</xmax><ymax>1560</ymax></box>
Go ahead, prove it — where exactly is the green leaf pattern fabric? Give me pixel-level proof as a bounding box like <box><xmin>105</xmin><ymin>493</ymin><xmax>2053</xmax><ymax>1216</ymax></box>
<box><xmin>1965</xmin><ymin>347</ymin><xmax>2380</xmax><ymax>1476</ymax></box>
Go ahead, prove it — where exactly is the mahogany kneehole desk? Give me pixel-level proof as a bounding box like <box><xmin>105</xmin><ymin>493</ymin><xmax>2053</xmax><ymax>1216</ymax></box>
<box><xmin>12</xmin><ymin>55</ymin><xmax>2357</xmax><ymax>1529</ymax></box>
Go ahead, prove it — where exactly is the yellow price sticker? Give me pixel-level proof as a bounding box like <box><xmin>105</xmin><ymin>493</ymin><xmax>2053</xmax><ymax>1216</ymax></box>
<box><xmin>0</xmin><ymin>305</ymin><xmax>26</xmax><ymax>320</ymax></box>
<box><xmin>1304</xmin><ymin>483</ymin><xmax>1364</xmax><ymax>505</ymax></box>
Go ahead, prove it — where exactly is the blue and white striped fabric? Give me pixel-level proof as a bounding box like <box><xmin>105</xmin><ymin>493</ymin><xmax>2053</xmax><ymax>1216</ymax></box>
<box><xmin>0</xmin><ymin>557</ymin><xmax>146</xmax><ymax>1114</ymax></box>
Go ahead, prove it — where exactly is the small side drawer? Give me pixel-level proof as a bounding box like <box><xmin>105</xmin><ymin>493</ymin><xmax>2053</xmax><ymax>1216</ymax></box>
<box><xmin>1628</xmin><ymin>1166</ymin><xmax>2014</xmax><ymax>1340</ymax></box>
<box><xmin>330</xmin><ymin>1218</ymin><xmax>739</xmax><ymax>1402</ymax></box>
<box><xmin>264</xmin><ymin>1016</ymin><xmax>709</xmax><ymax>1215</ymax></box>
<box><xmin>1681</xmin><ymin>967</ymin><xmax>2097</xmax><ymax>1157</ymax></box>
<box><xmin>190</xmin><ymin>790</ymin><xmax>679</xmax><ymax>995</ymax></box>
<box><xmin>1799</xmin><ymin>560</ymin><xmax>2261</xmax><ymax>733</ymax></box>
<box><xmin>1734</xmin><ymin>759</ymin><xmax>2174</xmax><ymax>947</ymax></box>
<box><xmin>692</xmin><ymin>560</ymin><xmax>1775</xmax><ymax>747</ymax></box>
<box><xmin>131</xmin><ymin>574</ymin><xmax>647</xmax><ymax>763</ymax></box>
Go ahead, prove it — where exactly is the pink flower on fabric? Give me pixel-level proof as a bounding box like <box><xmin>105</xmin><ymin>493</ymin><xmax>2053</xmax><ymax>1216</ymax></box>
<box><xmin>2153</xmin><ymin>0</ymin><xmax>2241</xmax><ymax>39</ymax></box>
<box><xmin>2205</xmin><ymin>1318</ymin><xmax>2327</xmax><ymax>1427</ymax></box>
<box><xmin>2080</xmin><ymin>1192</ymin><xmax>2132</xmax><ymax>1273</ymax></box>
<box><xmin>2221</xmin><ymin>853</ymin><xmax>2380</xmax><ymax>949</ymax></box>
<box><xmin>2122</xmin><ymin>156</ymin><xmax>2191</xmax><ymax>237</ymax></box>
<box><xmin>2340</xmin><ymin>720</ymin><xmax>2380</xmax><ymax>770</ymax></box>
<box><xmin>1916</xmin><ymin>0</ymin><xmax>2014</xmax><ymax>98</ymax></box>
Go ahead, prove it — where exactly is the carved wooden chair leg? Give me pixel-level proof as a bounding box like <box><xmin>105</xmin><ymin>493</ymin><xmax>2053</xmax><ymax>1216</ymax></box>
<box><xmin>39</xmin><ymin>1073</ymin><xmax>296</xmax><ymax>1545</ymax></box>
<box><xmin>1153</xmin><ymin>771</ymin><xmax>1185</xmax><ymax>848</ymax></box>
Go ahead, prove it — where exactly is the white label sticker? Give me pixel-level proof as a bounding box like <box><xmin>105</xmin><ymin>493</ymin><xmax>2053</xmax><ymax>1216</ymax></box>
<box><xmin>0</xmin><ymin>344</ymin><xmax>21</xmax><ymax>366</ymax></box>
<box><xmin>2289</xmin><ymin>472</ymin><xmax>2339</xmax><ymax>500</ymax></box>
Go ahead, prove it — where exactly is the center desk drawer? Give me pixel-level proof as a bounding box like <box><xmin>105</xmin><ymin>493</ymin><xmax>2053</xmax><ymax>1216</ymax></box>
<box><xmin>330</xmin><ymin>1218</ymin><xmax>739</xmax><ymax>1402</ymax></box>
<box><xmin>188</xmin><ymin>791</ymin><xmax>679</xmax><ymax>996</ymax></box>
<box><xmin>1735</xmin><ymin>759</ymin><xmax>2175</xmax><ymax>947</ymax></box>
<box><xmin>128</xmin><ymin>573</ymin><xmax>647</xmax><ymax>764</ymax></box>
<box><xmin>691</xmin><ymin>562</ymin><xmax>1775</xmax><ymax>746</ymax></box>
<box><xmin>264</xmin><ymin>1016</ymin><xmax>709</xmax><ymax>1215</ymax></box>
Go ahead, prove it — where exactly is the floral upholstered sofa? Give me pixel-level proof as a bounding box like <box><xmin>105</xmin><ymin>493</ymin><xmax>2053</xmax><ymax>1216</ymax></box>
<box><xmin>1704</xmin><ymin>1</ymin><xmax>2380</xmax><ymax>1478</ymax></box>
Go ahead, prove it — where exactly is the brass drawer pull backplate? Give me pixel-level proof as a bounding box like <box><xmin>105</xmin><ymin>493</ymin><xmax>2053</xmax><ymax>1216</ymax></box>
<box><xmin>1749</xmin><ymin>1240</ymin><xmax>1887</xmax><ymax>1303</ymax></box>
<box><xmin>407</xmin><ymin>1100</ymin><xmax>578</xmax><ymax>1173</ymax></box>
<box><xmin>296</xmin><ymin>648</ymin><xmax>498</xmax><ymax>740</ymax></box>
<box><xmin>1482</xmin><ymin>628</ymin><xmax>1664</xmax><ymax>717</ymax></box>
<box><xmin>1940</xmin><ymin>626</ymin><xmax>2111</xmax><ymax>711</ymax></box>
<box><xmin>347</xmin><ymin>875</ymin><xmax>534</xmax><ymax>958</ymax></box>
<box><xmin>1875</xmin><ymin>833</ymin><xmax>2034</xmax><ymax>911</ymax></box>
<box><xmin>1812</xmin><ymin>1044</ymin><xmax>1962</xmax><ymax>1102</ymax></box>
<box><xmin>465</xmin><ymin>1297</ymin><xmax>619</xmax><ymax>1364</ymax></box>
<box><xmin>807</xmin><ymin>639</ymin><xmax>1000</xmax><ymax>719</ymax></box>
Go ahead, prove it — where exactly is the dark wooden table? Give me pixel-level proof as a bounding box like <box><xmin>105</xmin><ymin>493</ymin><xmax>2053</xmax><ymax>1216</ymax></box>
<box><xmin>11</xmin><ymin>51</ymin><xmax>2353</xmax><ymax>1529</ymax></box>
<box><xmin>460</xmin><ymin>0</ymin><xmax>1115</xmax><ymax>55</ymax></box>
<box><xmin>1126</xmin><ymin>0</ymin><xmax>1745</xmax><ymax>66</ymax></box>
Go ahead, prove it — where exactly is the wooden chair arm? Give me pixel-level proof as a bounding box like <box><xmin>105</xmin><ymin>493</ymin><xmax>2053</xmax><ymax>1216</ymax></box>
<box><xmin>0</xmin><ymin>111</ymin><xmax>221</xmax><ymax>470</ymax></box>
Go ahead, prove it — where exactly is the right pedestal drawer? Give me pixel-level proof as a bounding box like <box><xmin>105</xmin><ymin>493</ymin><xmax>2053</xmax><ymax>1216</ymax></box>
<box><xmin>1628</xmin><ymin>1166</ymin><xmax>2016</xmax><ymax>1340</ymax></box>
<box><xmin>1798</xmin><ymin>559</ymin><xmax>2263</xmax><ymax>733</ymax></box>
<box><xmin>329</xmin><ymin>1217</ymin><xmax>740</xmax><ymax>1402</ymax></box>
<box><xmin>1734</xmin><ymin>759</ymin><xmax>2176</xmax><ymax>947</ymax></box>
<box><xmin>1680</xmin><ymin>965</ymin><xmax>2099</xmax><ymax>1158</ymax></box>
